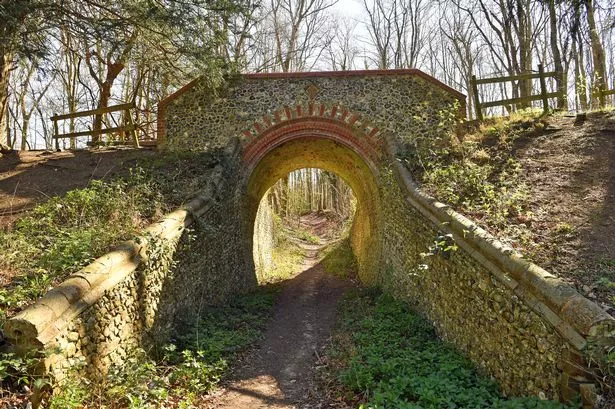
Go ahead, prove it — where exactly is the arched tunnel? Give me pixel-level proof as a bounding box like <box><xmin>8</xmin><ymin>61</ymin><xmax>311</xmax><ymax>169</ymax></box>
<box><xmin>243</xmin><ymin>119</ymin><xmax>383</xmax><ymax>285</ymax></box>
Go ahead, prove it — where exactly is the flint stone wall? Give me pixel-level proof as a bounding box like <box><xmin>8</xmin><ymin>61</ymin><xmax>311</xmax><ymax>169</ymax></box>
<box><xmin>157</xmin><ymin>70</ymin><xmax>614</xmax><ymax>402</ymax></box>
<box><xmin>3</xmin><ymin>149</ymin><xmax>257</xmax><ymax>381</ymax></box>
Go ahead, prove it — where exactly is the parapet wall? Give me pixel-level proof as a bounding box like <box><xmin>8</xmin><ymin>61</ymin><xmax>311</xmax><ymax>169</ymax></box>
<box><xmin>2</xmin><ymin>148</ymin><xmax>257</xmax><ymax>381</ymax></box>
<box><xmin>377</xmin><ymin>156</ymin><xmax>614</xmax><ymax>400</ymax></box>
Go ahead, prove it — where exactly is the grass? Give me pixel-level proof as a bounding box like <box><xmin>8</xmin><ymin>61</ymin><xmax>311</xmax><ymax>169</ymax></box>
<box><xmin>44</xmin><ymin>286</ymin><xmax>278</xmax><ymax>408</ymax></box>
<box><xmin>322</xmin><ymin>288</ymin><xmax>579</xmax><ymax>409</ymax></box>
<box><xmin>298</xmin><ymin>228</ymin><xmax>320</xmax><ymax>244</ymax></box>
<box><xmin>0</xmin><ymin>152</ymin><xmax>234</xmax><ymax>407</ymax></box>
<box><xmin>258</xmin><ymin>236</ymin><xmax>306</xmax><ymax>283</ymax></box>
<box><xmin>417</xmin><ymin>111</ymin><xmax>540</xmax><ymax>231</ymax></box>
<box><xmin>0</xmin><ymin>172</ymin><xmax>162</xmax><ymax>323</ymax></box>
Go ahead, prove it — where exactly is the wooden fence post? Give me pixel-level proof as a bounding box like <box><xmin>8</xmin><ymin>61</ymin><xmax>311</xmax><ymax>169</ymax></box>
<box><xmin>471</xmin><ymin>75</ymin><xmax>483</xmax><ymax>121</ymax></box>
<box><xmin>127</xmin><ymin>105</ymin><xmax>140</xmax><ymax>148</ymax></box>
<box><xmin>538</xmin><ymin>64</ymin><xmax>549</xmax><ymax>115</ymax></box>
<box><xmin>53</xmin><ymin>116</ymin><xmax>60</xmax><ymax>151</ymax></box>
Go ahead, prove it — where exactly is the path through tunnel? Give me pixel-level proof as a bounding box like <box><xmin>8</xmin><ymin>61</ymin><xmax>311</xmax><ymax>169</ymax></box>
<box><xmin>252</xmin><ymin>166</ymin><xmax>357</xmax><ymax>282</ymax></box>
<box><xmin>217</xmin><ymin>123</ymin><xmax>386</xmax><ymax>407</ymax></box>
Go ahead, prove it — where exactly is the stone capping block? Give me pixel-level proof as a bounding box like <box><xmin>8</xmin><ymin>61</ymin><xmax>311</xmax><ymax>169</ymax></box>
<box><xmin>2</xmin><ymin>190</ymin><xmax>216</xmax><ymax>352</ymax></box>
<box><xmin>389</xmin><ymin>152</ymin><xmax>615</xmax><ymax>349</ymax></box>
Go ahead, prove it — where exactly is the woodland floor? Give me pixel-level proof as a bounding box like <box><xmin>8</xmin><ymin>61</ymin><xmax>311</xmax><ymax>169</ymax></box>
<box><xmin>505</xmin><ymin>112</ymin><xmax>615</xmax><ymax>311</ymax></box>
<box><xmin>0</xmin><ymin>148</ymin><xmax>155</xmax><ymax>228</ymax></box>
<box><xmin>208</xmin><ymin>244</ymin><xmax>355</xmax><ymax>409</ymax></box>
<box><xmin>204</xmin><ymin>214</ymin><xmax>356</xmax><ymax>409</ymax></box>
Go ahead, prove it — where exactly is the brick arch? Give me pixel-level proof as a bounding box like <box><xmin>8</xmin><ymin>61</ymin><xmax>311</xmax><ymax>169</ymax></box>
<box><xmin>242</xmin><ymin>113</ymin><xmax>386</xmax><ymax>285</ymax></box>
<box><xmin>240</xmin><ymin>102</ymin><xmax>385</xmax><ymax>175</ymax></box>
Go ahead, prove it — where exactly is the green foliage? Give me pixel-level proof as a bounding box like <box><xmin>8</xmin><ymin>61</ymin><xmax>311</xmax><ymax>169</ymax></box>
<box><xmin>49</xmin><ymin>376</ymin><xmax>90</xmax><ymax>409</ymax></box>
<box><xmin>297</xmin><ymin>228</ymin><xmax>320</xmax><ymax>244</ymax></box>
<box><xmin>0</xmin><ymin>153</ymin><xmax>219</xmax><ymax>323</ymax></box>
<box><xmin>322</xmin><ymin>239</ymin><xmax>357</xmax><ymax>278</ymax></box>
<box><xmin>263</xmin><ymin>238</ymin><xmax>306</xmax><ymax>282</ymax></box>
<box><xmin>0</xmin><ymin>351</ymin><xmax>47</xmax><ymax>389</ymax></box>
<box><xmin>0</xmin><ymin>171</ymin><xmax>161</xmax><ymax>322</ymax></box>
<box><xmin>424</xmin><ymin>159</ymin><xmax>528</xmax><ymax>227</ymax></box>
<box><xmin>326</xmin><ymin>289</ymin><xmax>578</xmax><ymax>409</ymax></box>
<box><xmin>404</xmin><ymin>112</ymin><xmax>548</xmax><ymax>246</ymax></box>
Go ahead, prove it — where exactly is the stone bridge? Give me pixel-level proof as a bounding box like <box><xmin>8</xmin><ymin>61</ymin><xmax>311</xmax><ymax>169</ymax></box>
<box><xmin>5</xmin><ymin>70</ymin><xmax>614</xmax><ymax>404</ymax></box>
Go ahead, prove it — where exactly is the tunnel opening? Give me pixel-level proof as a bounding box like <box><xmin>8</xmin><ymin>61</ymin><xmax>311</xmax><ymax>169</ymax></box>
<box><xmin>252</xmin><ymin>168</ymin><xmax>357</xmax><ymax>283</ymax></box>
<box><xmin>244</xmin><ymin>133</ymin><xmax>383</xmax><ymax>285</ymax></box>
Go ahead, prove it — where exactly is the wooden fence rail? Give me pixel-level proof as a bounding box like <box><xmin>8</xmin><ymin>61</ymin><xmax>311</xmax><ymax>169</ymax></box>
<box><xmin>471</xmin><ymin>64</ymin><xmax>565</xmax><ymax>121</ymax></box>
<box><xmin>51</xmin><ymin>103</ymin><xmax>140</xmax><ymax>151</ymax></box>
<box><xmin>600</xmin><ymin>88</ymin><xmax>615</xmax><ymax>97</ymax></box>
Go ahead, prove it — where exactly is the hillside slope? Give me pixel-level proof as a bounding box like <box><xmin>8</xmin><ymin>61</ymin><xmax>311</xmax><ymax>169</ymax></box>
<box><xmin>419</xmin><ymin>111</ymin><xmax>615</xmax><ymax>313</ymax></box>
<box><xmin>520</xmin><ymin>114</ymin><xmax>615</xmax><ymax>311</ymax></box>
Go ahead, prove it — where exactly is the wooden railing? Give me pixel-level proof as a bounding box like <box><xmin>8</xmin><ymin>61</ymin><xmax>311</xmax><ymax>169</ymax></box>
<box><xmin>51</xmin><ymin>103</ymin><xmax>140</xmax><ymax>150</ymax></box>
<box><xmin>471</xmin><ymin>64</ymin><xmax>564</xmax><ymax>121</ymax></box>
<box><xmin>598</xmin><ymin>87</ymin><xmax>615</xmax><ymax>100</ymax></box>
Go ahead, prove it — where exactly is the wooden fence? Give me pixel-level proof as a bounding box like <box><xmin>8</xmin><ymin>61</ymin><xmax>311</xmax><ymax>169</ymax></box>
<box><xmin>471</xmin><ymin>64</ymin><xmax>564</xmax><ymax>121</ymax></box>
<box><xmin>51</xmin><ymin>103</ymin><xmax>140</xmax><ymax>151</ymax></box>
<box><xmin>598</xmin><ymin>87</ymin><xmax>615</xmax><ymax>101</ymax></box>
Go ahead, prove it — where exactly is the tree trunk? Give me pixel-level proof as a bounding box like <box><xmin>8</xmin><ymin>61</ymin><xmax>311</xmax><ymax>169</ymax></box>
<box><xmin>517</xmin><ymin>0</ymin><xmax>532</xmax><ymax>107</ymax></box>
<box><xmin>92</xmin><ymin>63</ymin><xmax>123</xmax><ymax>144</ymax></box>
<box><xmin>547</xmin><ymin>0</ymin><xmax>566</xmax><ymax>109</ymax></box>
<box><xmin>575</xmin><ymin>37</ymin><xmax>588</xmax><ymax>110</ymax></box>
<box><xmin>0</xmin><ymin>52</ymin><xmax>13</xmax><ymax>151</ymax></box>
<box><xmin>585</xmin><ymin>0</ymin><xmax>608</xmax><ymax>108</ymax></box>
<box><xmin>20</xmin><ymin>114</ymin><xmax>30</xmax><ymax>150</ymax></box>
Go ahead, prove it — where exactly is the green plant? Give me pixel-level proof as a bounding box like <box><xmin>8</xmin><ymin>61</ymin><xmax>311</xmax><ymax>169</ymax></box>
<box><xmin>324</xmin><ymin>289</ymin><xmax>578</xmax><ymax>409</ymax></box>
<box><xmin>321</xmin><ymin>239</ymin><xmax>356</xmax><ymax>278</ymax></box>
<box><xmin>0</xmin><ymin>153</ymin><xmax>219</xmax><ymax>320</ymax></box>
<box><xmin>0</xmin><ymin>175</ymin><xmax>162</xmax><ymax>317</ymax></box>
<box><xmin>49</xmin><ymin>376</ymin><xmax>90</xmax><ymax>409</ymax></box>
<box><xmin>554</xmin><ymin>223</ymin><xmax>577</xmax><ymax>236</ymax></box>
<box><xmin>40</xmin><ymin>287</ymin><xmax>278</xmax><ymax>408</ymax></box>
<box><xmin>0</xmin><ymin>351</ymin><xmax>46</xmax><ymax>388</ymax></box>
<box><xmin>298</xmin><ymin>228</ymin><xmax>320</xmax><ymax>244</ymax></box>
<box><xmin>595</xmin><ymin>277</ymin><xmax>615</xmax><ymax>290</ymax></box>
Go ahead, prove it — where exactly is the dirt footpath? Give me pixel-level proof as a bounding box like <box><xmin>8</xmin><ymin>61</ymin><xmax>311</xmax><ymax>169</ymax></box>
<box><xmin>211</xmin><ymin>248</ymin><xmax>354</xmax><ymax>409</ymax></box>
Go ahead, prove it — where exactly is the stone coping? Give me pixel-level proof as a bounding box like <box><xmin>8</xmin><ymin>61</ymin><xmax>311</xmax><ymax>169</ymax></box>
<box><xmin>387</xmin><ymin>142</ymin><xmax>615</xmax><ymax>350</ymax></box>
<box><xmin>2</xmin><ymin>191</ymin><xmax>214</xmax><ymax>352</ymax></box>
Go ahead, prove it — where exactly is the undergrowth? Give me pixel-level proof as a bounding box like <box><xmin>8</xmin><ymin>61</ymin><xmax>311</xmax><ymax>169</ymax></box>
<box><xmin>0</xmin><ymin>171</ymin><xmax>160</xmax><ymax>323</ymax></box>
<box><xmin>0</xmin><ymin>152</ymin><xmax>220</xmax><ymax>324</ymax></box>
<box><xmin>321</xmin><ymin>239</ymin><xmax>357</xmax><ymax>278</ymax></box>
<box><xmin>258</xmin><ymin>214</ymin><xmax>307</xmax><ymax>283</ymax></box>
<box><xmin>405</xmin><ymin>109</ymin><xmax>544</xmax><ymax>241</ymax></box>
<box><xmin>322</xmin><ymin>288</ymin><xmax>579</xmax><ymax>409</ymax></box>
<box><xmin>264</xmin><ymin>240</ymin><xmax>306</xmax><ymax>282</ymax></box>
<box><xmin>45</xmin><ymin>286</ymin><xmax>277</xmax><ymax>408</ymax></box>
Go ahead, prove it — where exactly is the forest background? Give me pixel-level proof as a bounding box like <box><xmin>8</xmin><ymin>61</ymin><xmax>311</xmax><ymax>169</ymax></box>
<box><xmin>1</xmin><ymin>0</ymin><xmax>614</xmax><ymax>151</ymax></box>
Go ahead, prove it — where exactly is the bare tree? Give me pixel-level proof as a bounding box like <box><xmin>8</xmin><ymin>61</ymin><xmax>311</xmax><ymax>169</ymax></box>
<box><xmin>325</xmin><ymin>17</ymin><xmax>360</xmax><ymax>71</ymax></box>
<box><xmin>438</xmin><ymin>8</ymin><xmax>482</xmax><ymax>117</ymax></box>
<box><xmin>268</xmin><ymin>0</ymin><xmax>338</xmax><ymax>72</ymax></box>
<box><xmin>453</xmin><ymin>0</ymin><xmax>544</xmax><ymax>108</ymax></box>
<box><xmin>546</xmin><ymin>0</ymin><xmax>566</xmax><ymax>108</ymax></box>
<box><xmin>8</xmin><ymin>59</ymin><xmax>55</xmax><ymax>150</ymax></box>
<box><xmin>584</xmin><ymin>0</ymin><xmax>608</xmax><ymax>107</ymax></box>
<box><xmin>362</xmin><ymin>0</ymin><xmax>427</xmax><ymax>69</ymax></box>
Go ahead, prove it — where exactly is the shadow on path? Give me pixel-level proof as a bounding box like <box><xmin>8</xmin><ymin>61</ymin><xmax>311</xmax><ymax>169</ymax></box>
<box><xmin>213</xmin><ymin>252</ymin><xmax>355</xmax><ymax>409</ymax></box>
